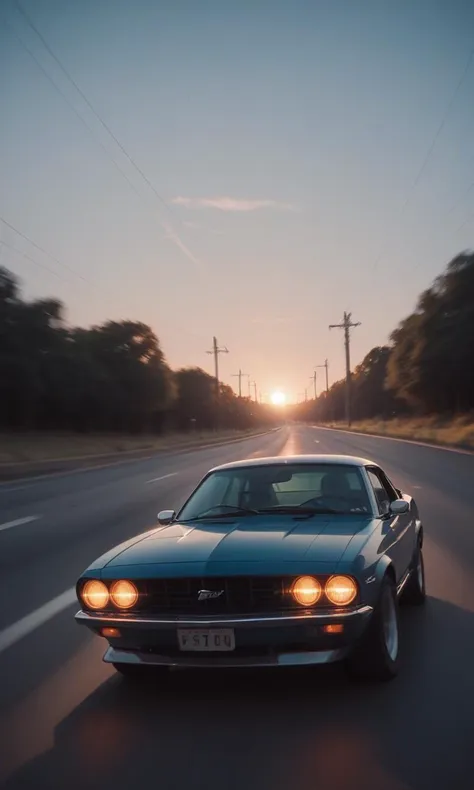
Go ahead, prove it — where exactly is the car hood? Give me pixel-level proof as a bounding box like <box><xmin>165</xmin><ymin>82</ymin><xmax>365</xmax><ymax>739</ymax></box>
<box><xmin>95</xmin><ymin>515</ymin><xmax>375</xmax><ymax>575</ymax></box>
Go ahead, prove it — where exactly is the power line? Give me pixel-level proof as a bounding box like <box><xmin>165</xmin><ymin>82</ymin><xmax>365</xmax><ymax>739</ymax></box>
<box><xmin>3</xmin><ymin>20</ymin><xmax>150</xmax><ymax>206</ymax></box>
<box><xmin>0</xmin><ymin>237</ymin><xmax>63</xmax><ymax>280</ymax></box>
<box><xmin>14</xmin><ymin>0</ymin><xmax>174</xmax><ymax>220</ymax></box>
<box><xmin>404</xmin><ymin>45</ymin><xmax>474</xmax><ymax>206</ymax></box>
<box><xmin>0</xmin><ymin>216</ymin><xmax>86</xmax><ymax>282</ymax></box>
<box><xmin>10</xmin><ymin>1</ymin><xmax>201</xmax><ymax>273</ymax></box>
<box><xmin>5</xmin><ymin>17</ymin><xmax>148</xmax><ymax>205</ymax></box>
<box><xmin>456</xmin><ymin>205</ymin><xmax>474</xmax><ymax>234</ymax></box>
<box><xmin>373</xmin><ymin>42</ymin><xmax>474</xmax><ymax>272</ymax></box>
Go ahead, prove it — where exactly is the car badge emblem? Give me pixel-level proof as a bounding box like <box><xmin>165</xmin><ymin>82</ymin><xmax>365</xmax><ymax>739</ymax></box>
<box><xmin>198</xmin><ymin>589</ymin><xmax>224</xmax><ymax>601</ymax></box>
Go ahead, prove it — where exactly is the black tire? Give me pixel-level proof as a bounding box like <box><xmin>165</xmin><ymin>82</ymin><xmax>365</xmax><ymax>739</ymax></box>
<box><xmin>400</xmin><ymin>540</ymin><xmax>426</xmax><ymax>606</ymax></box>
<box><xmin>345</xmin><ymin>575</ymin><xmax>400</xmax><ymax>682</ymax></box>
<box><xmin>112</xmin><ymin>663</ymin><xmax>169</xmax><ymax>681</ymax></box>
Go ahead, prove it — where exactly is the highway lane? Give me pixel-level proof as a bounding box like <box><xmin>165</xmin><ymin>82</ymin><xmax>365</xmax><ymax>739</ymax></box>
<box><xmin>0</xmin><ymin>429</ymin><xmax>287</xmax><ymax>632</ymax></box>
<box><xmin>1</xmin><ymin>424</ymin><xmax>473</xmax><ymax>790</ymax></box>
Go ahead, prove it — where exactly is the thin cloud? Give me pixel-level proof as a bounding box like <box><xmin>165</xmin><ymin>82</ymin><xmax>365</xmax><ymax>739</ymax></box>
<box><xmin>162</xmin><ymin>219</ymin><xmax>205</xmax><ymax>274</ymax></box>
<box><xmin>172</xmin><ymin>197</ymin><xmax>296</xmax><ymax>212</ymax></box>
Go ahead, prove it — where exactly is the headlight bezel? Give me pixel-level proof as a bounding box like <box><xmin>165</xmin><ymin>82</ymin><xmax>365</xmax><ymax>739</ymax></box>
<box><xmin>80</xmin><ymin>579</ymin><xmax>110</xmax><ymax>610</ymax></box>
<box><xmin>78</xmin><ymin>578</ymin><xmax>140</xmax><ymax>612</ymax></box>
<box><xmin>289</xmin><ymin>574</ymin><xmax>359</xmax><ymax>608</ymax></box>
<box><xmin>110</xmin><ymin>579</ymin><xmax>139</xmax><ymax>610</ymax></box>
<box><xmin>291</xmin><ymin>575</ymin><xmax>323</xmax><ymax>606</ymax></box>
<box><xmin>324</xmin><ymin>574</ymin><xmax>358</xmax><ymax>606</ymax></box>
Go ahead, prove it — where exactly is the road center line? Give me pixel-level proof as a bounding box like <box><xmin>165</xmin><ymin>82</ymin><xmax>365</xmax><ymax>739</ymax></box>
<box><xmin>145</xmin><ymin>473</ymin><xmax>178</xmax><ymax>484</ymax></box>
<box><xmin>0</xmin><ymin>587</ymin><xmax>76</xmax><ymax>655</ymax></box>
<box><xmin>0</xmin><ymin>515</ymin><xmax>41</xmax><ymax>533</ymax></box>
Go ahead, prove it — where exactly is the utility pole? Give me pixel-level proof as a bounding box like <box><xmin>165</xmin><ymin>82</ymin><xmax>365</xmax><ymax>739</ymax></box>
<box><xmin>250</xmin><ymin>380</ymin><xmax>257</xmax><ymax>402</ymax></box>
<box><xmin>304</xmin><ymin>388</ymin><xmax>308</xmax><ymax>402</ymax></box>
<box><xmin>206</xmin><ymin>336</ymin><xmax>229</xmax><ymax>427</ymax></box>
<box><xmin>232</xmin><ymin>369</ymin><xmax>248</xmax><ymax>398</ymax></box>
<box><xmin>310</xmin><ymin>371</ymin><xmax>317</xmax><ymax>400</ymax></box>
<box><xmin>329</xmin><ymin>312</ymin><xmax>360</xmax><ymax>426</ymax></box>
<box><xmin>316</xmin><ymin>359</ymin><xmax>329</xmax><ymax>394</ymax></box>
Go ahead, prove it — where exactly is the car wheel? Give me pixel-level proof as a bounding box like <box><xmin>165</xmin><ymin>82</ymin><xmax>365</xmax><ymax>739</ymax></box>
<box><xmin>112</xmin><ymin>663</ymin><xmax>169</xmax><ymax>681</ymax></box>
<box><xmin>400</xmin><ymin>541</ymin><xmax>426</xmax><ymax>605</ymax></box>
<box><xmin>346</xmin><ymin>575</ymin><xmax>400</xmax><ymax>682</ymax></box>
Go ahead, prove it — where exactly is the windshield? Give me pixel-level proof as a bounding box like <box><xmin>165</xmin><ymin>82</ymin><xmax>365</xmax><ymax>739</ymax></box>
<box><xmin>178</xmin><ymin>463</ymin><xmax>371</xmax><ymax>520</ymax></box>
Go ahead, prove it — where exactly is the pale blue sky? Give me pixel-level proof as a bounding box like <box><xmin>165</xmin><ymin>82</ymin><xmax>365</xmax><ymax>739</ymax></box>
<box><xmin>1</xmin><ymin>0</ymin><xmax>474</xmax><ymax>402</ymax></box>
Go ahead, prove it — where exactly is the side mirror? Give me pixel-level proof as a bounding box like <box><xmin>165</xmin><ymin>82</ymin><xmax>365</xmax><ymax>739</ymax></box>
<box><xmin>390</xmin><ymin>499</ymin><xmax>409</xmax><ymax>515</ymax></box>
<box><xmin>157</xmin><ymin>509</ymin><xmax>176</xmax><ymax>525</ymax></box>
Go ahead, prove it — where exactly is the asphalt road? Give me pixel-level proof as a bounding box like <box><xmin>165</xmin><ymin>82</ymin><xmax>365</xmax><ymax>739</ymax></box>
<box><xmin>0</xmin><ymin>425</ymin><xmax>473</xmax><ymax>790</ymax></box>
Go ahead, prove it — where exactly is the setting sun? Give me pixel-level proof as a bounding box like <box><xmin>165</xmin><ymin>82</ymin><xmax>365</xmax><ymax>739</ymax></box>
<box><xmin>271</xmin><ymin>391</ymin><xmax>286</xmax><ymax>406</ymax></box>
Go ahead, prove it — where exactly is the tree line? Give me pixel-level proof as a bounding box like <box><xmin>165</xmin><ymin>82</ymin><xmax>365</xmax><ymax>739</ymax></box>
<box><xmin>294</xmin><ymin>250</ymin><xmax>474</xmax><ymax>423</ymax></box>
<box><xmin>0</xmin><ymin>267</ymin><xmax>274</xmax><ymax>434</ymax></box>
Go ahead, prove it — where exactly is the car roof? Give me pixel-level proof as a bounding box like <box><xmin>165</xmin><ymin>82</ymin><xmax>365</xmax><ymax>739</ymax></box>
<box><xmin>210</xmin><ymin>454</ymin><xmax>375</xmax><ymax>472</ymax></box>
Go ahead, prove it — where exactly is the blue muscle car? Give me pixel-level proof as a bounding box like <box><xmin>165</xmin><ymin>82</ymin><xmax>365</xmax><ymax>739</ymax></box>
<box><xmin>75</xmin><ymin>455</ymin><xmax>426</xmax><ymax>681</ymax></box>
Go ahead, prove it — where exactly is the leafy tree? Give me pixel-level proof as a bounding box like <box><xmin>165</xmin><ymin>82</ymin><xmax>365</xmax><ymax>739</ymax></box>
<box><xmin>387</xmin><ymin>251</ymin><xmax>474</xmax><ymax>413</ymax></box>
<box><xmin>172</xmin><ymin>367</ymin><xmax>217</xmax><ymax>431</ymax></box>
<box><xmin>352</xmin><ymin>346</ymin><xmax>400</xmax><ymax>419</ymax></box>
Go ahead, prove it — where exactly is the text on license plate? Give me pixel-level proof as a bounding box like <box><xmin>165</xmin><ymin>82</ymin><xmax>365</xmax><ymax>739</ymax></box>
<box><xmin>177</xmin><ymin>628</ymin><xmax>235</xmax><ymax>652</ymax></box>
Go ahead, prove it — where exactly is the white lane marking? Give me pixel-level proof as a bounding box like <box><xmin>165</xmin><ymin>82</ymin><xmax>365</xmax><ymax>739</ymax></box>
<box><xmin>0</xmin><ymin>485</ymin><xmax>32</xmax><ymax>493</ymax></box>
<box><xmin>0</xmin><ymin>515</ymin><xmax>41</xmax><ymax>533</ymax></box>
<box><xmin>0</xmin><ymin>587</ymin><xmax>76</xmax><ymax>655</ymax></box>
<box><xmin>314</xmin><ymin>440</ymin><xmax>320</xmax><ymax>444</ymax></box>
<box><xmin>314</xmin><ymin>425</ymin><xmax>474</xmax><ymax>456</ymax></box>
<box><xmin>145</xmin><ymin>472</ymin><xmax>178</xmax><ymax>484</ymax></box>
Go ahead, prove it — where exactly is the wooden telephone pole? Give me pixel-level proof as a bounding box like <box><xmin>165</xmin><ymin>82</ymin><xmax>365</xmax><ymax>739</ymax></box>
<box><xmin>232</xmin><ymin>369</ymin><xmax>249</xmax><ymax>398</ymax></box>
<box><xmin>316</xmin><ymin>359</ymin><xmax>329</xmax><ymax>394</ymax></box>
<box><xmin>206</xmin><ymin>336</ymin><xmax>228</xmax><ymax>428</ymax></box>
<box><xmin>329</xmin><ymin>313</ymin><xmax>360</xmax><ymax>426</ymax></box>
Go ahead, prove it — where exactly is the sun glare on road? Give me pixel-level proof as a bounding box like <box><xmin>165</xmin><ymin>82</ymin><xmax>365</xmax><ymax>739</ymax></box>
<box><xmin>271</xmin><ymin>391</ymin><xmax>286</xmax><ymax>406</ymax></box>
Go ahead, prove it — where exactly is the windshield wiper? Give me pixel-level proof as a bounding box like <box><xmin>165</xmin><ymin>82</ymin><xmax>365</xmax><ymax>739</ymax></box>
<box><xmin>182</xmin><ymin>505</ymin><xmax>259</xmax><ymax>521</ymax></box>
<box><xmin>257</xmin><ymin>506</ymin><xmax>338</xmax><ymax>515</ymax></box>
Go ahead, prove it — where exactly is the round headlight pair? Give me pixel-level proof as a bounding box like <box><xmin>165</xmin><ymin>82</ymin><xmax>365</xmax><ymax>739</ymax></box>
<box><xmin>81</xmin><ymin>579</ymin><xmax>138</xmax><ymax>610</ymax></box>
<box><xmin>291</xmin><ymin>575</ymin><xmax>357</xmax><ymax>606</ymax></box>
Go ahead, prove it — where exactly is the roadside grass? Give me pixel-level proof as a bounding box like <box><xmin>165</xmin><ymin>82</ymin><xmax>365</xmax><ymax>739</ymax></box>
<box><xmin>323</xmin><ymin>415</ymin><xmax>474</xmax><ymax>451</ymax></box>
<box><xmin>0</xmin><ymin>428</ymin><xmax>264</xmax><ymax>465</ymax></box>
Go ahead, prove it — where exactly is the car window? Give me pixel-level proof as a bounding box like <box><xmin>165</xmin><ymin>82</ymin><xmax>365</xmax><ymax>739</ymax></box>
<box><xmin>178</xmin><ymin>472</ymin><xmax>236</xmax><ymax>518</ymax></box>
<box><xmin>366</xmin><ymin>468</ymin><xmax>394</xmax><ymax>514</ymax></box>
<box><xmin>273</xmin><ymin>469</ymin><xmax>366</xmax><ymax>506</ymax></box>
<box><xmin>378</xmin><ymin>469</ymin><xmax>399</xmax><ymax>501</ymax></box>
<box><xmin>178</xmin><ymin>463</ymin><xmax>371</xmax><ymax>519</ymax></box>
<box><xmin>222</xmin><ymin>475</ymin><xmax>242</xmax><ymax>507</ymax></box>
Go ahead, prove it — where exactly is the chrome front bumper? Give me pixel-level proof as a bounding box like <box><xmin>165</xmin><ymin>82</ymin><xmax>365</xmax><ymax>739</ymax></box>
<box><xmin>75</xmin><ymin>606</ymin><xmax>373</xmax><ymax>669</ymax></box>
<box><xmin>103</xmin><ymin>645</ymin><xmax>349</xmax><ymax>668</ymax></box>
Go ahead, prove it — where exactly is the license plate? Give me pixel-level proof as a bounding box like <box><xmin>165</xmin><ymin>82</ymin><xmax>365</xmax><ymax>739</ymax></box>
<box><xmin>177</xmin><ymin>628</ymin><xmax>235</xmax><ymax>652</ymax></box>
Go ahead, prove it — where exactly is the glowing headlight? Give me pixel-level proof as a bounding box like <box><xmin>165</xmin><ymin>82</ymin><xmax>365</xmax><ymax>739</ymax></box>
<box><xmin>325</xmin><ymin>575</ymin><xmax>357</xmax><ymax>606</ymax></box>
<box><xmin>291</xmin><ymin>576</ymin><xmax>322</xmax><ymax>606</ymax></box>
<box><xmin>110</xmin><ymin>580</ymin><xmax>139</xmax><ymax>609</ymax></box>
<box><xmin>81</xmin><ymin>580</ymin><xmax>109</xmax><ymax>610</ymax></box>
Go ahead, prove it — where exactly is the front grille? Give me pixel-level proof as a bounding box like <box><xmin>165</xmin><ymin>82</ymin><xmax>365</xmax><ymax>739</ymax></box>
<box><xmin>141</xmin><ymin>576</ymin><xmax>299</xmax><ymax>616</ymax></box>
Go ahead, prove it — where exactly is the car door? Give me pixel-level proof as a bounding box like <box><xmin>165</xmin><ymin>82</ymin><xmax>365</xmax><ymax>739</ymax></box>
<box><xmin>366</xmin><ymin>467</ymin><xmax>414</xmax><ymax>583</ymax></box>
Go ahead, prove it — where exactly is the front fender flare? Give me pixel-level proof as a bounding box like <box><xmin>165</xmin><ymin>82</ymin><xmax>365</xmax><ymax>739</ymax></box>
<box><xmin>362</xmin><ymin>555</ymin><xmax>395</xmax><ymax>607</ymax></box>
